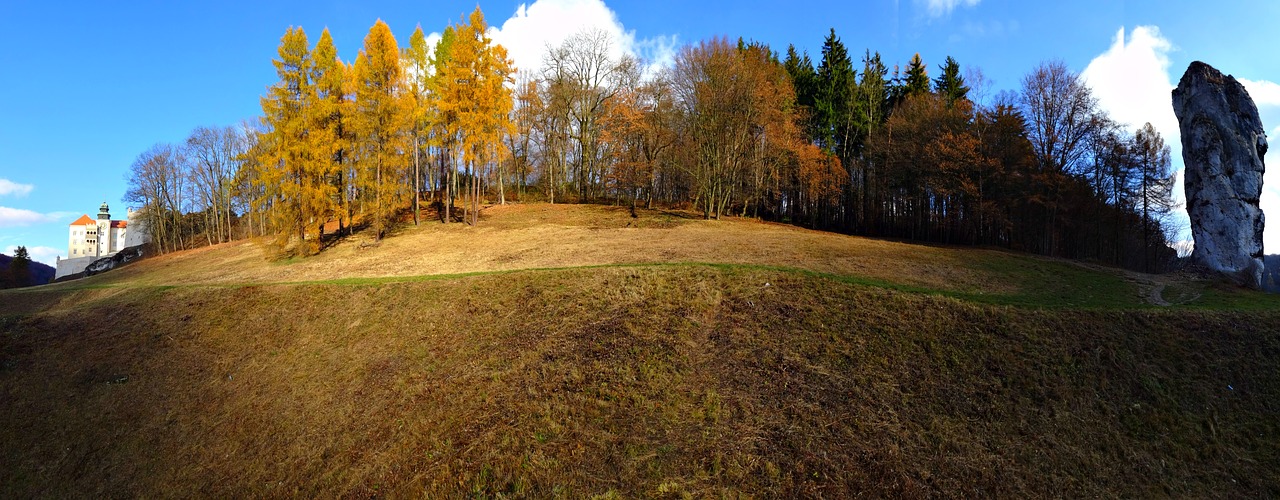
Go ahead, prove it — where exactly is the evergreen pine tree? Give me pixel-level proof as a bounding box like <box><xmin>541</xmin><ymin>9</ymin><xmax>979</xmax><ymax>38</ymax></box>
<box><xmin>783</xmin><ymin>45</ymin><xmax>817</xmax><ymax>141</ymax></box>
<box><xmin>904</xmin><ymin>53</ymin><xmax>930</xmax><ymax>96</ymax></box>
<box><xmin>8</xmin><ymin>246</ymin><xmax>31</xmax><ymax>288</ymax></box>
<box><xmin>815</xmin><ymin>29</ymin><xmax>856</xmax><ymax>158</ymax></box>
<box><xmin>933</xmin><ymin>55</ymin><xmax>969</xmax><ymax>106</ymax></box>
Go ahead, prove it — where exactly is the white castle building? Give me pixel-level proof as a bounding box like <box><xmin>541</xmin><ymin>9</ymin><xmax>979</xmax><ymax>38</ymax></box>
<box><xmin>54</xmin><ymin>202</ymin><xmax>148</xmax><ymax>280</ymax></box>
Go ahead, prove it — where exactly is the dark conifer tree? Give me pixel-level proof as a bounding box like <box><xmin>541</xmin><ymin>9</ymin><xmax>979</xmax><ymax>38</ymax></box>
<box><xmin>815</xmin><ymin>29</ymin><xmax>856</xmax><ymax>159</ymax></box>
<box><xmin>8</xmin><ymin>246</ymin><xmax>31</xmax><ymax>288</ymax></box>
<box><xmin>904</xmin><ymin>53</ymin><xmax>930</xmax><ymax>96</ymax></box>
<box><xmin>783</xmin><ymin>45</ymin><xmax>818</xmax><ymax>139</ymax></box>
<box><xmin>934</xmin><ymin>56</ymin><xmax>969</xmax><ymax>106</ymax></box>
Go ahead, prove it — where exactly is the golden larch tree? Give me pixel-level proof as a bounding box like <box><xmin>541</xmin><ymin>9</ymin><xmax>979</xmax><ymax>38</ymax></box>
<box><xmin>306</xmin><ymin>27</ymin><xmax>346</xmax><ymax>248</ymax></box>
<box><xmin>429</xmin><ymin>26</ymin><xmax>458</xmax><ymax>222</ymax></box>
<box><xmin>352</xmin><ymin>19</ymin><xmax>412</xmax><ymax>240</ymax></box>
<box><xmin>258</xmin><ymin>26</ymin><xmax>322</xmax><ymax>253</ymax></box>
<box><xmin>403</xmin><ymin>25</ymin><xmax>433</xmax><ymax>225</ymax></box>
<box><xmin>438</xmin><ymin>7</ymin><xmax>515</xmax><ymax>225</ymax></box>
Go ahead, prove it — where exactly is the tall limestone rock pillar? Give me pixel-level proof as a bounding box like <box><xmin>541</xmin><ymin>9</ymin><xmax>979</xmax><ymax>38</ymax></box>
<box><xmin>1172</xmin><ymin>61</ymin><xmax>1268</xmax><ymax>288</ymax></box>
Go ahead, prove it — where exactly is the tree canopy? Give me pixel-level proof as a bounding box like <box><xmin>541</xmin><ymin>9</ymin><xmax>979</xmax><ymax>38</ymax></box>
<box><xmin>121</xmin><ymin>20</ymin><xmax>1180</xmax><ymax>272</ymax></box>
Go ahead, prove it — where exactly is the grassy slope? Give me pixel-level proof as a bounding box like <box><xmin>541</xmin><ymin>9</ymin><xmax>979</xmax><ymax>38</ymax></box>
<box><xmin>2</xmin><ymin>204</ymin><xmax>1278</xmax><ymax>497</ymax></box>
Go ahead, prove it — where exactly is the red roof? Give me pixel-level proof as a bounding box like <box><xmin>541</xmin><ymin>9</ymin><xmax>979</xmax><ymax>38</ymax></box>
<box><xmin>70</xmin><ymin>215</ymin><xmax>95</xmax><ymax>226</ymax></box>
<box><xmin>110</xmin><ymin>220</ymin><xmax>127</xmax><ymax>228</ymax></box>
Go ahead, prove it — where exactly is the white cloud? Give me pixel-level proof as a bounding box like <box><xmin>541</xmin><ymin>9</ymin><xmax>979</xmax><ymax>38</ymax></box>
<box><xmin>920</xmin><ymin>0</ymin><xmax>980</xmax><ymax>18</ymax></box>
<box><xmin>1081</xmin><ymin>26</ymin><xmax>1178</xmax><ymax>139</ymax></box>
<box><xmin>0</xmin><ymin>207</ymin><xmax>74</xmax><ymax>228</ymax></box>
<box><xmin>1083</xmin><ymin>26</ymin><xmax>1280</xmax><ymax>253</ymax></box>
<box><xmin>4</xmin><ymin>245</ymin><xmax>62</xmax><ymax>267</ymax></box>
<box><xmin>0</xmin><ymin>179</ymin><xmax>34</xmax><ymax>197</ymax></box>
<box><xmin>1081</xmin><ymin>26</ymin><xmax>1192</xmax><ymax>237</ymax></box>
<box><xmin>1240</xmin><ymin>78</ymin><xmax>1280</xmax><ymax>107</ymax></box>
<box><xmin>488</xmin><ymin>0</ymin><xmax>677</xmax><ymax>78</ymax></box>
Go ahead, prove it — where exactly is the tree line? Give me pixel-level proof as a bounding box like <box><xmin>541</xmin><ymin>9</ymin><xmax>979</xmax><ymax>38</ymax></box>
<box><xmin>125</xmin><ymin>9</ymin><xmax>1178</xmax><ymax>271</ymax></box>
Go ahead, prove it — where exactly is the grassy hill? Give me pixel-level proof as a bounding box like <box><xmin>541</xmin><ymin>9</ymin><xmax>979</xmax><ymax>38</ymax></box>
<box><xmin>2</xmin><ymin>204</ymin><xmax>1278</xmax><ymax>497</ymax></box>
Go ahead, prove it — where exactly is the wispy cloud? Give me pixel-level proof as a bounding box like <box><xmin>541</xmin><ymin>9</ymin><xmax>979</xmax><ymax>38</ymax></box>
<box><xmin>920</xmin><ymin>0</ymin><xmax>980</xmax><ymax>18</ymax></box>
<box><xmin>0</xmin><ymin>207</ymin><xmax>74</xmax><ymax>228</ymax></box>
<box><xmin>0</xmin><ymin>179</ymin><xmax>34</xmax><ymax>197</ymax></box>
<box><xmin>961</xmin><ymin>19</ymin><xmax>1016</xmax><ymax>38</ymax></box>
<box><xmin>950</xmin><ymin>18</ymin><xmax>1018</xmax><ymax>43</ymax></box>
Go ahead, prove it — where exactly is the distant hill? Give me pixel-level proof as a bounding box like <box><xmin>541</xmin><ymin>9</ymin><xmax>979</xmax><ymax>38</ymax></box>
<box><xmin>0</xmin><ymin>253</ymin><xmax>55</xmax><ymax>287</ymax></box>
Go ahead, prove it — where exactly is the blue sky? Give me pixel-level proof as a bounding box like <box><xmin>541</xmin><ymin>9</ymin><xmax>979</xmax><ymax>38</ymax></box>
<box><xmin>1</xmin><ymin>0</ymin><xmax>1277</xmax><ymax>265</ymax></box>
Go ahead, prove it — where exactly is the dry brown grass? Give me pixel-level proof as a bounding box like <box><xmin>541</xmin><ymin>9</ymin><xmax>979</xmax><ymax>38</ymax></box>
<box><xmin>3</xmin><ymin>203</ymin><xmax>1280</xmax><ymax>496</ymax></box>
<box><xmin>63</xmin><ymin>203</ymin><xmax>1015</xmax><ymax>295</ymax></box>
<box><xmin>52</xmin><ymin>202</ymin><xmax>1275</xmax><ymax>310</ymax></box>
<box><xmin>2</xmin><ymin>266</ymin><xmax>1278</xmax><ymax>497</ymax></box>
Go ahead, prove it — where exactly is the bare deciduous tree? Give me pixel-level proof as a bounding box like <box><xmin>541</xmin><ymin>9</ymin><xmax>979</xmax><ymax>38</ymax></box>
<box><xmin>185</xmin><ymin>125</ymin><xmax>244</xmax><ymax>245</ymax></box>
<box><xmin>125</xmin><ymin>143</ymin><xmax>186</xmax><ymax>254</ymax></box>
<box><xmin>541</xmin><ymin>28</ymin><xmax>638</xmax><ymax>202</ymax></box>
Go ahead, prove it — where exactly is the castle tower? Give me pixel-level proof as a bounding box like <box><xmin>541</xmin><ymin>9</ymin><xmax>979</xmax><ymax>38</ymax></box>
<box><xmin>95</xmin><ymin>202</ymin><xmax>111</xmax><ymax>257</ymax></box>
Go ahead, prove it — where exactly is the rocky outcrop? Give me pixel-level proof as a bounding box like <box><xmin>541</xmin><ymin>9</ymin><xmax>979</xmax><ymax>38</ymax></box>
<box><xmin>1172</xmin><ymin>61</ymin><xmax>1268</xmax><ymax>288</ymax></box>
<box><xmin>54</xmin><ymin>245</ymin><xmax>147</xmax><ymax>282</ymax></box>
<box><xmin>84</xmin><ymin>245</ymin><xmax>145</xmax><ymax>276</ymax></box>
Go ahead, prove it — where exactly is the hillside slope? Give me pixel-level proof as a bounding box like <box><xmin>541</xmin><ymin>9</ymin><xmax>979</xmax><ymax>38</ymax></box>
<box><xmin>2</xmin><ymin>204</ymin><xmax>1278</xmax><ymax>496</ymax></box>
<box><xmin>41</xmin><ymin>204</ymin><xmax>1274</xmax><ymax>309</ymax></box>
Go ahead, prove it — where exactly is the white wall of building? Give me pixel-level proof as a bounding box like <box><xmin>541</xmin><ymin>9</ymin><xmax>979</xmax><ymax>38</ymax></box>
<box><xmin>54</xmin><ymin>256</ymin><xmax>96</xmax><ymax>280</ymax></box>
<box><xmin>123</xmin><ymin>210</ymin><xmax>148</xmax><ymax>248</ymax></box>
<box><xmin>57</xmin><ymin>205</ymin><xmax>149</xmax><ymax>281</ymax></box>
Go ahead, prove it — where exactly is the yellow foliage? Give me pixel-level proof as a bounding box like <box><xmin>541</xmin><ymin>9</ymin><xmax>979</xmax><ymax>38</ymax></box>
<box><xmin>352</xmin><ymin>19</ymin><xmax>412</xmax><ymax>239</ymax></box>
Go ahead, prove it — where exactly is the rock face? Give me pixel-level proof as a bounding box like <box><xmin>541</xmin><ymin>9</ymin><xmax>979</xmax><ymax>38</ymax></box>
<box><xmin>83</xmin><ymin>245</ymin><xmax>145</xmax><ymax>277</ymax></box>
<box><xmin>1173</xmin><ymin>61</ymin><xmax>1268</xmax><ymax>288</ymax></box>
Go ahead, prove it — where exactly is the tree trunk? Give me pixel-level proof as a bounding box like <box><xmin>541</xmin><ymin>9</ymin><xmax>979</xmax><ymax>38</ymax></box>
<box><xmin>376</xmin><ymin>156</ymin><xmax>383</xmax><ymax>240</ymax></box>
<box><xmin>549</xmin><ymin>153</ymin><xmax>556</xmax><ymax>204</ymax></box>
<box><xmin>413</xmin><ymin>136</ymin><xmax>420</xmax><ymax>226</ymax></box>
<box><xmin>498</xmin><ymin>160</ymin><xmax>506</xmax><ymax>205</ymax></box>
<box><xmin>443</xmin><ymin>145</ymin><xmax>453</xmax><ymax>224</ymax></box>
